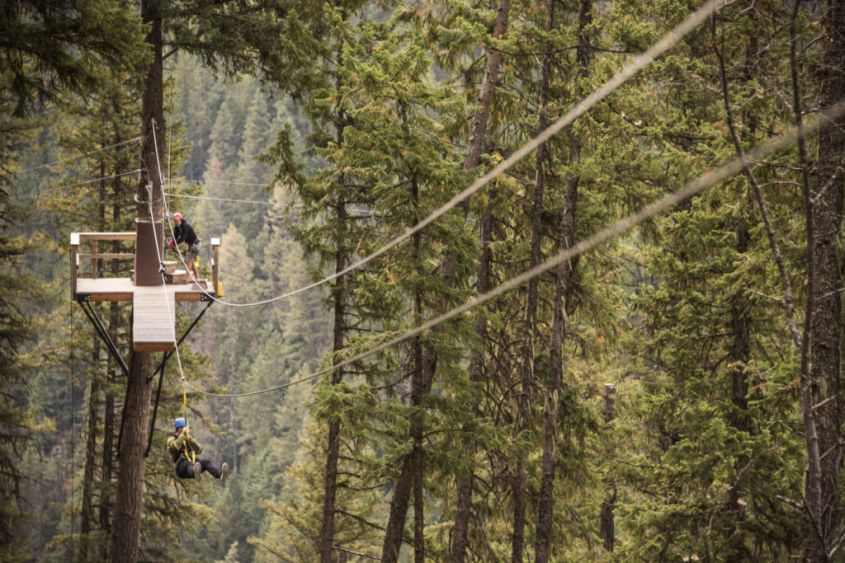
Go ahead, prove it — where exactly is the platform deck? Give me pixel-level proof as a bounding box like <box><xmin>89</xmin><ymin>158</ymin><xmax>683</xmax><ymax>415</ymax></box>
<box><xmin>132</xmin><ymin>287</ymin><xmax>176</xmax><ymax>352</ymax></box>
<box><xmin>76</xmin><ymin>277</ymin><xmax>209</xmax><ymax>302</ymax></box>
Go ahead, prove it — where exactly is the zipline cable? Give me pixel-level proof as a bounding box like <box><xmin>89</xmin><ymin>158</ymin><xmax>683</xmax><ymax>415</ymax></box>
<box><xmin>142</xmin><ymin>137</ymin><xmax>190</xmax><ymax>417</ymax></box>
<box><xmin>19</xmin><ymin>136</ymin><xmax>143</xmax><ymax>174</ymax></box>
<box><xmin>156</xmin><ymin>0</ymin><xmax>726</xmax><ymax>308</ymax></box>
<box><xmin>164</xmin><ymin>192</ymin><xmax>273</xmax><ymax>205</ymax></box>
<box><xmin>51</xmin><ymin>169</ymin><xmax>142</xmax><ymax>191</ymax></box>
<box><xmin>185</xmin><ymin>101</ymin><xmax>845</xmax><ymax>398</ymax></box>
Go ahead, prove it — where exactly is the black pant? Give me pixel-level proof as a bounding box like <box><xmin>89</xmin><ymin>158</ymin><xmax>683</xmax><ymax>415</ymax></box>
<box><xmin>175</xmin><ymin>456</ymin><xmax>221</xmax><ymax>479</ymax></box>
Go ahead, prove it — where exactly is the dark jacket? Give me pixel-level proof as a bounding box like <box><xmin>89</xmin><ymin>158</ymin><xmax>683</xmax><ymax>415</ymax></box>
<box><xmin>174</xmin><ymin>221</ymin><xmax>198</xmax><ymax>246</ymax></box>
<box><xmin>167</xmin><ymin>431</ymin><xmax>203</xmax><ymax>463</ymax></box>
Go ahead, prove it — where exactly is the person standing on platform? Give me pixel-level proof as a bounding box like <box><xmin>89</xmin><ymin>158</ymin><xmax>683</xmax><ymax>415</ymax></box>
<box><xmin>168</xmin><ymin>212</ymin><xmax>200</xmax><ymax>279</ymax></box>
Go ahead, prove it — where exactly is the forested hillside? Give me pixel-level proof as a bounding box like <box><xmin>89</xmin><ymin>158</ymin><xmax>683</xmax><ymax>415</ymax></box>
<box><xmin>2</xmin><ymin>0</ymin><xmax>845</xmax><ymax>561</ymax></box>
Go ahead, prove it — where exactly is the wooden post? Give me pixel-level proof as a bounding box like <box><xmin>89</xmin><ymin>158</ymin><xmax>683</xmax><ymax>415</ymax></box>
<box><xmin>70</xmin><ymin>233</ymin><xmax>79</xmax><ymax>299</ymax></box>
<box><xmin>211</xmin><ymin>237</ymin><xmax>220</xmax><ymax>296</ymax></box>
<box><xmin>91</xmin><ymin>239</ymin><xmax>99</xmax><ymax>279</ymax></box>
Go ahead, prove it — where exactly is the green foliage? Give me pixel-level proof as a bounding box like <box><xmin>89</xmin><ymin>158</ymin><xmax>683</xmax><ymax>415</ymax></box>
<box><xmin>4</xmin><ymin>0</ymin><xmax>841</xmax><ymax>560</ymax></box>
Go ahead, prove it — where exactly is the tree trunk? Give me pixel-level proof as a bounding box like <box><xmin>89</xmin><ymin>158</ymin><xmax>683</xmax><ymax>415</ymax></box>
<box><xmin>725</xmin><ymin>216</ymin><xmax>750</xmax><ymax>562</ymax></box>
<box><xmin>599</xmin><ymin>384</ymin><xmax>616</xmax><ymax>552</ymax></box>
<box><xmin>411</xmin><ymin>175</ymin><xmax>426</xmax><ymax>563</ymax></box>
<box><xmin>520</xmin><ymin>0</ymin><xmax>555</xmax><ymax>558</ymax></box>
<box><xmin>448</xmin><ymin>2</ymin><xmax>510</xmax><ymax>561</ymax></box>
<box><xmin>100</xmin><ymin>178</ymin><xmax>122</xmax><ymax>546</ymax></box>
<box><xmin>533</xmin><ymin>1</ymin><xmax>589</xmax><ymax>561</ymax></box>
<box><xmin>319</xmin><ymin>103</ymin><xmax>348</xmax><ymax>563</ymax></box>
<box><xmin>464</xmin><ymin>0</ymin><xmax>510</xmax><ymax>173</ymax></box>
<box><xmin>108</xmin><ymin>0</ymin><xmax>163</xmax><ymax>557</ymax></box>
<box><xmin>79</xmin><ymin>166</ymin><xmax>109</xmax><ymax>562</ymax></box>
<box><xmin>811</xmin><ymin>0</ymin><xmax>845</xmax><ymax>555</ymax></box>
<box><xmin>108</xmin><ymin>351</ymin><xmax>154</xmax><ymax>563</ymax></box>
<box><xmin>384</xmin><ymin>174</ymin><xmax>429</xmax><ymax>563</ymax></box>
<box><xmin>534</xmin><ymin>147</ymin><xmax>578</xmax><ymax>563</ymax></box>
<box><xmin>318</xmin><ymin>198</ymin><xmax>347</xmax><ymax>563</ymax></box>
<box><xmin>451</xmin><ymin>203</ymin><xmax>492</xmax><ymax>563</ymax></box>
<box><xmin>79</xmin><ymin>332</ymin><xmax>100</xmax><ymax>563</ymax></box>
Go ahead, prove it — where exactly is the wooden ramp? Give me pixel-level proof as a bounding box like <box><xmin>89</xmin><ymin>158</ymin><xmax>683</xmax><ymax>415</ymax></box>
<box><xmin>132</xmin><ymin>287</ymin><xmax>176</xmax><ymax>352</ymax></box>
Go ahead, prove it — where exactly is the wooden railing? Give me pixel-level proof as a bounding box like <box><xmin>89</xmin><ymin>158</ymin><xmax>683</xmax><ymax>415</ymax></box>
<box><xmin>70</xmin><ymin>232</ymin><xmax>220</xmax><ymax>298</ymax></box>
<box><xmin>70</xmin><ymin>232</ymin><xmax>135</xmax><ymax>296</ymax></box>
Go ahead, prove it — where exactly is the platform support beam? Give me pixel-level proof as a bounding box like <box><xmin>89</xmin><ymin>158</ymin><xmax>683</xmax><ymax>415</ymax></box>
<box><xmin>76</xmin><ymin>299</ymin><xmax>129</xmax><ymax>378</ymax></box>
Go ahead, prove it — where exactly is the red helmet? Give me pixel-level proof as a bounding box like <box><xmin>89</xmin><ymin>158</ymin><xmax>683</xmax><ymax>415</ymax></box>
<box><xmin>172</xmin><ymin>212</ymin><xmax>183</xmax><ymax>221</ymax></box>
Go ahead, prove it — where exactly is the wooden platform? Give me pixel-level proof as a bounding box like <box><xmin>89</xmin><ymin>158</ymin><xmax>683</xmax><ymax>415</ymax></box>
<box><xmin>132</xmin><ymin>287</ymin><xmax>177</xmax><ymax>352</ymax></box>
<box><xmin>75</xmin><ymin>277</ymin><xmax>210</xmax><ymax>302</ymax></box>
<box><xmin>70</xmin><ymin>232</ymin><xmax>221</xmax><ymax>353</ymax></box>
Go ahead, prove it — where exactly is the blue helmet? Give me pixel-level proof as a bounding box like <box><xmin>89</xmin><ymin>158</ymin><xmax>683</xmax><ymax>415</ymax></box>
<box><xmin>174</xmin><ymin>417</ymin><xmax>187</xmax><ymax>429</ymax></box>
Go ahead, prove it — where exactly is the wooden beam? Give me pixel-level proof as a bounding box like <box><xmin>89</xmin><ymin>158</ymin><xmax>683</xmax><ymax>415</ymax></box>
<box><xmin>78</xmin><ymin>253</ymin><xmax>135</xmax><ymax>260</ymax></box>
<box><xmin>77</xmin><ymin>232</ymin><xmax>136</xmax><ymax>242</ymax></box>
<box><xmin>133</xmin><ymin>342</ymin><xmax>175</xmax><ymax>352</ymax></box>
<box><xmin>87</xmin><ymin>293</ymin><xmax>134</xmax><ymax>302</ymax></box>
<box><xmin>70</xmin><ymin>234</ymin><xmax>78</xmax><ymax>298</ymax></box>
<box><xmin>211</xmin><ymin>237</ymin><xmax>220</xmax><ymax>297</ymax></box>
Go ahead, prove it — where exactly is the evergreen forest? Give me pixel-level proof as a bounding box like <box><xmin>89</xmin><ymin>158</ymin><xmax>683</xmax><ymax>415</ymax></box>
<box><xmin>3</xmin><ymin>0</ymin><xmax>845</xmax><ymax>560</ymax></box>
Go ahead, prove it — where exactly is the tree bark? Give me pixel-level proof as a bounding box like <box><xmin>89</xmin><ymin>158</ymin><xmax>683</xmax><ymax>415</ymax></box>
<box><xmin>100</xmin><ymin>175</ymin><xmax>122</xmax><ymax>548</ymax></box>
<box><xmin>319</xmin><ymin>117</ymin><xmax>348</xmax><ymax>563</ymax></box>
<box><xmin>383</xmin><ymin>174</ymin><xmax>429</xmax><ymax>563</ymax></box>
<box><xmin>108</xmin><ymin>351</ymin><xmax>154</xmax><ymax>563</ymax></box>
<box><xmin>448</xmin><ymin>2</ymin><xmax>510</xmax><ymax>560</ymax></box>
<box><xmin>79</xmin><ymin>165</ymin><xmax>109</xmax><ymax>562</ymax></box>
<box><xmin>411</xmin><ymin>175</ymin><xmax>425</xmax><ymax>563</ymax></box>
<box><xmin>79</xmin><ymin>332</ymin><xmax>100</xmax><ymax>563</ymax></box>
<box><xmin>788</xmin><ymin>0</ymin><xmax>825</xmax><ymax>558</ymax></box>
<box><xmin>108</xmin><ymin>0</ymin><xmax>163</xmax><ymax>558</ymax></box>
<box><xmin>534</xmin><ymin>146</ymin><xmax>578</xmax><ymax>563</ymax></box>
<box><xmin>599</xmin><ymin>384</ymin><xmax>616</xmax><ymax>552</ymax></box>
<box><xmin>450</xmin><ymin>203</ymin><xmax>492</xmax><ymax>563</ymax></box>
<box><xmin>812</xmin><ymin>0</ymin><xmax>845</xmax><ymax>557</ymax></box>
<box><xmin>533</xmin><ymin>1</ymin><xmax>589</xmax><ymax>560</ymax></box>
<box><xmin>522</xmin><ymin>0</ymin><xmax>555</xmax><ymax>559</ymax></box>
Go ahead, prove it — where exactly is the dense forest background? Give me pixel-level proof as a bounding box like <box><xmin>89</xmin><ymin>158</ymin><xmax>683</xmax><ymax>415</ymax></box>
<box><xmin>2</xmin><ymin>0</ymin><xmax>845</xmax><ymax>561</ymax></box>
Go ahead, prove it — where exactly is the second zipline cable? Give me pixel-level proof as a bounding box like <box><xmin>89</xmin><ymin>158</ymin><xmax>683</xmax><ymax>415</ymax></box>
<box><xmin>185</xmin><ymin>100</ymin><xmax>845</xmax><ymax>398</ymax></box>
<box><xmin>154</xmin><ymin>0</ymin><xmax>726</xmax><ymax>308</ymax></box>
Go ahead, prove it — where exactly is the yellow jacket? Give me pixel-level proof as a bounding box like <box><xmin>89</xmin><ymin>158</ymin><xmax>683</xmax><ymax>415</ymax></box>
<box><xmin>167</xmin><ymin>431</ymin><xmax>202</xmax><ymax>463</ymax></box>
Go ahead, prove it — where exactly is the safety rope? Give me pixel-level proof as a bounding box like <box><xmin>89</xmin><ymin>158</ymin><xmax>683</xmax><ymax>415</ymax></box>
<box><xmin>183</xmin><ymin>101</ymin><xmax>845</xmax><ymax>398</ymax></box>
<box><xmin>142</xmin><ymin>137</ymin><xmax>190</xmax><ymax>421</ymax></box>
<box><xmin>143</xmin><ymin>164</ymin><xmax>198</xmax><ymax>463</ymax></box>
<box><xmin>153</xmin><ymin>0</ymin><xmax>725</xmax><ymax>309</ymax></box>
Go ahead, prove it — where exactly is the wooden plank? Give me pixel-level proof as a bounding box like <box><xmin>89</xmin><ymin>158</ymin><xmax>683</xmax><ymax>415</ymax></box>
<box><xmin>77</xmin><ymin>232</ymin><xmax>136</xmax><ymax>242</ymax></box>
<box><xmin>78</xmin><ymin>253</ymin><xmax>135</xmax><ymax>260</ymax></box>
<box><xmin>132</xmin><ymin>287</ymin><xmax>176</xmax><ymax>352</ymax></box>
<box><xmin>75</xmin><ymin>278</ymin><xmax>209</xmax><ymax>302</ymax></box>
<box><xmin>133</xmin><ymin>342</ymin><xmax>175</xmax><ymax>352</ymax></box>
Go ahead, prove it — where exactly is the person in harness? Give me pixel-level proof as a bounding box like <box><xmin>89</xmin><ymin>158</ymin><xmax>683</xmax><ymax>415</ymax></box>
<box><xmin>167</xmin><ymin>417</ymin><xmax>228</xmax><ymax>482</ymax></box>
<box><xmin>168</xmin><ymin>212</ymin><xmax>200</xmax><ymax>279</ymax></box>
